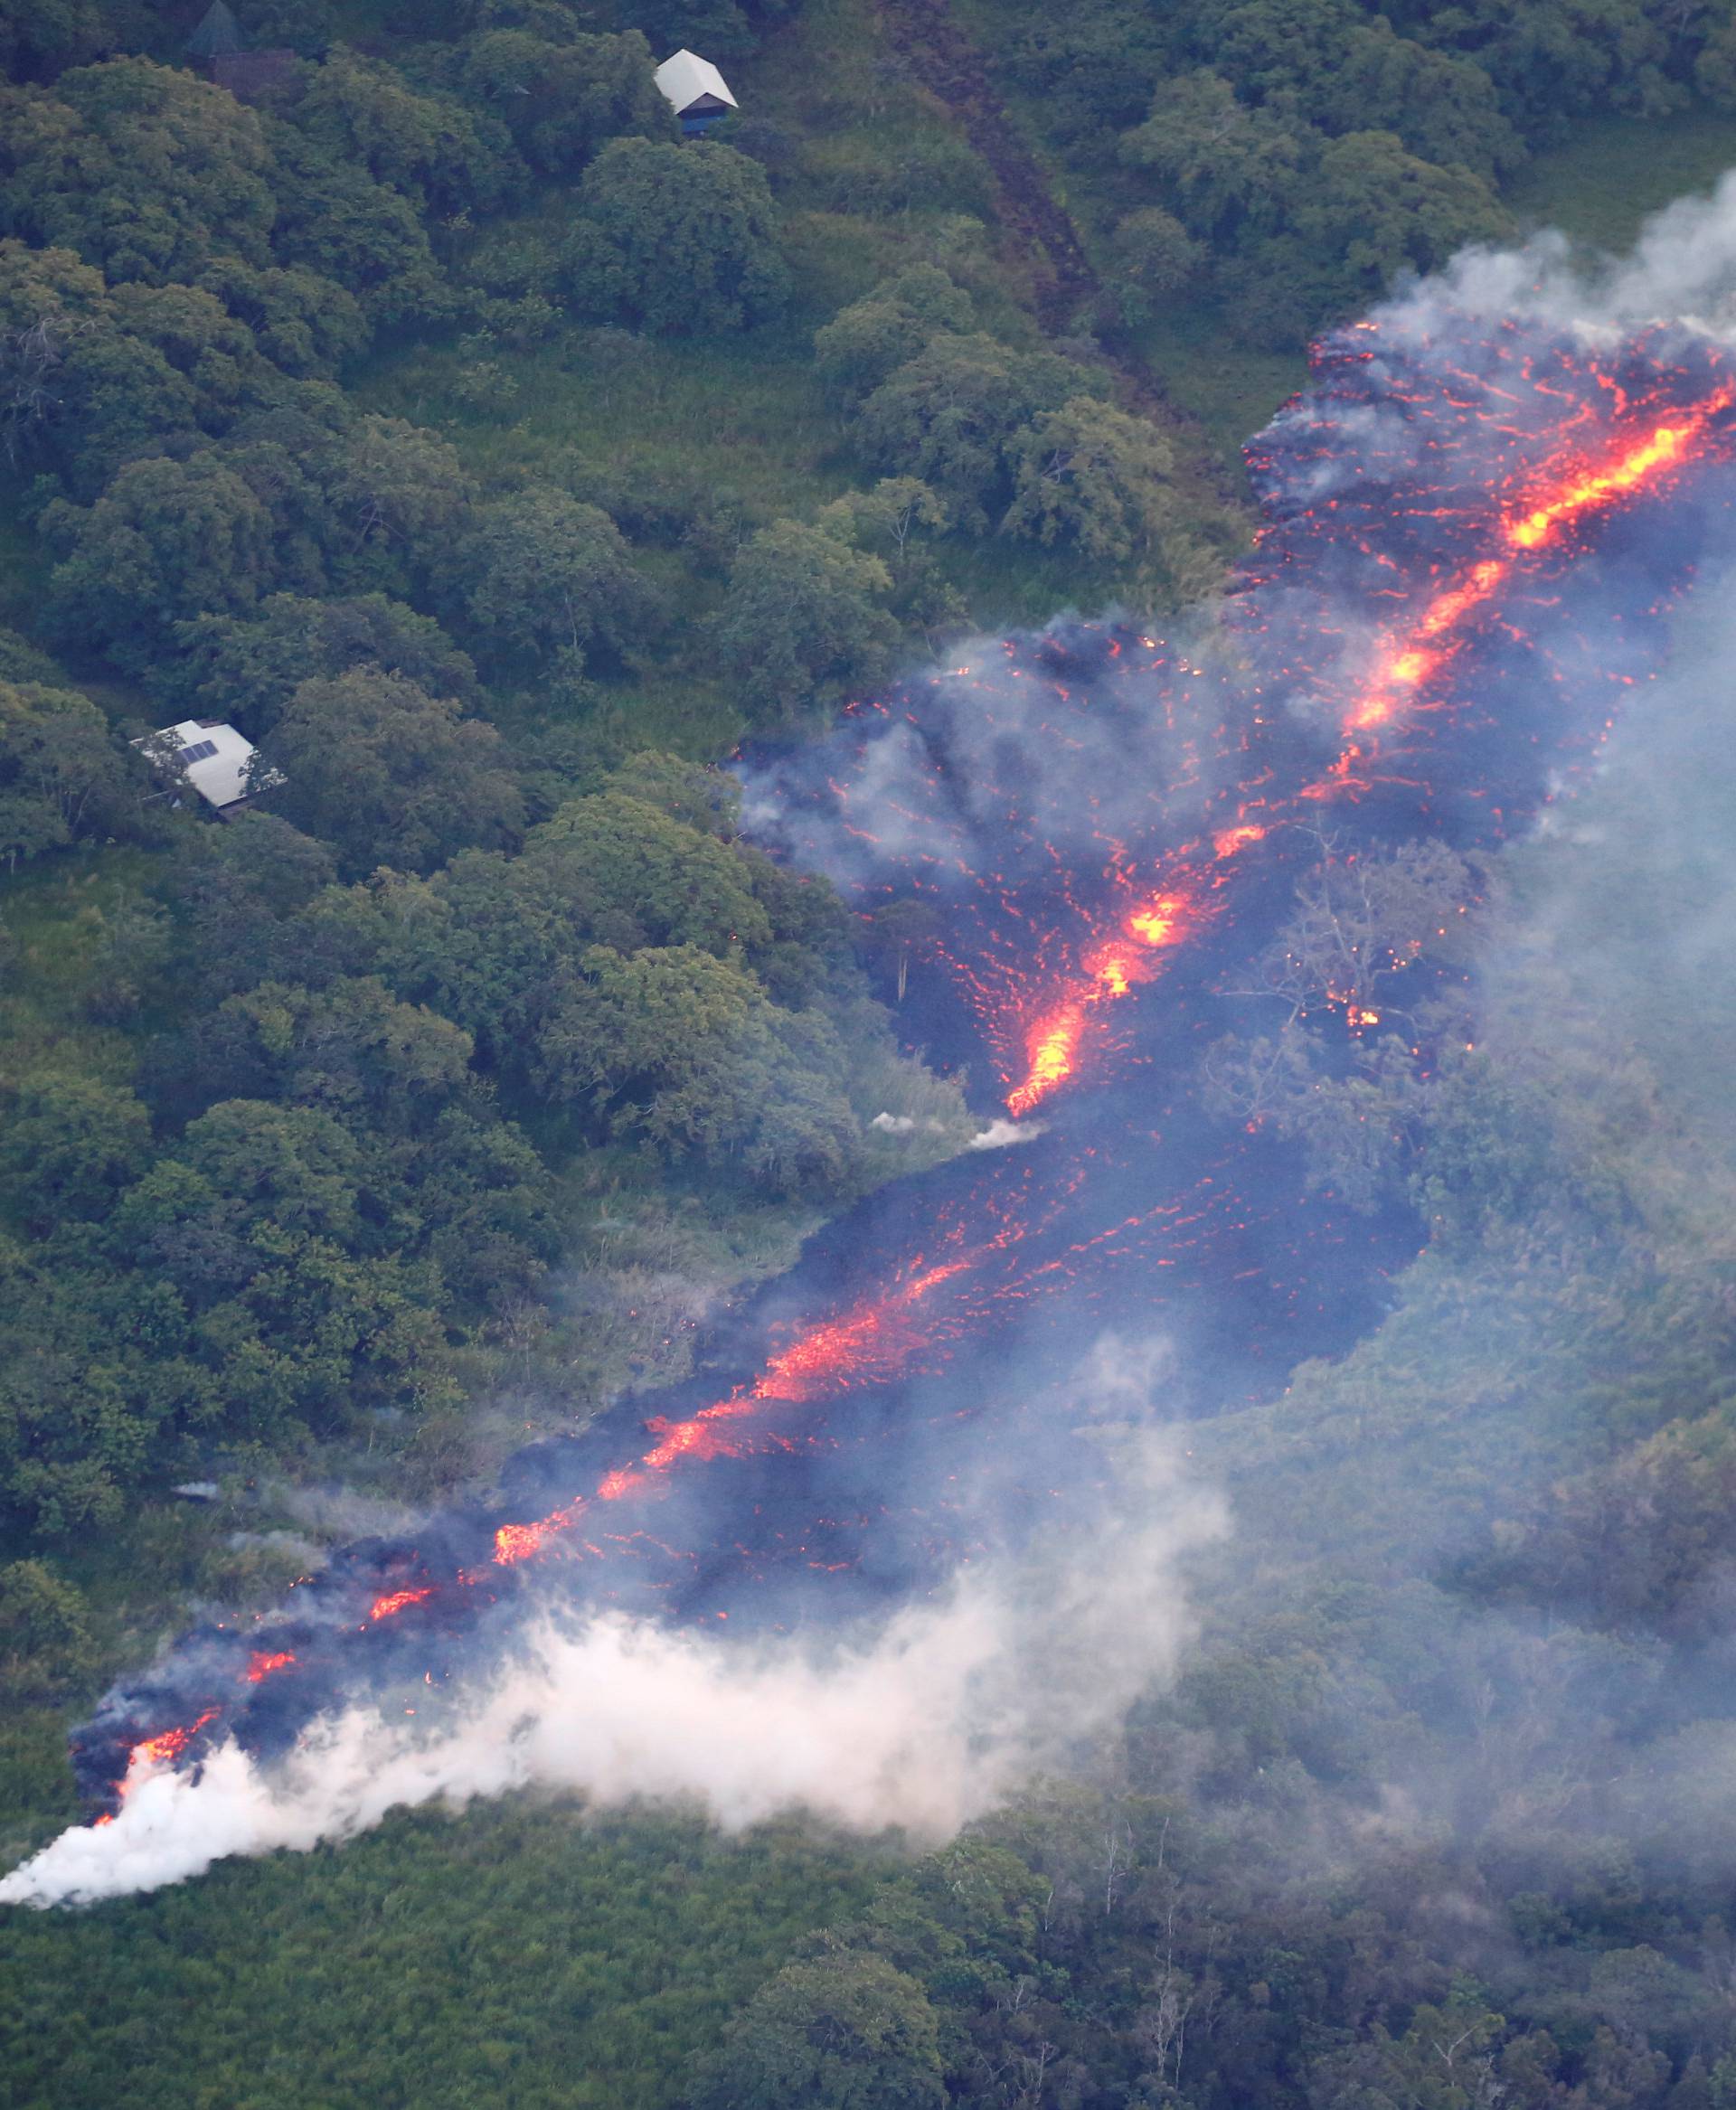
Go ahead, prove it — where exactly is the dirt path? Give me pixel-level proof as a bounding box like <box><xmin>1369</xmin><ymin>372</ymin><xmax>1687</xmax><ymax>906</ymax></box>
<box><xmin>873</xmin><ymin>0</ymin><xmax>1247</xmax><ymax>510</ymax></box>
<box><xmin>873</xmin><ymin>0</ymin><xmax>1095</xmax><ymax>332</ymax></box>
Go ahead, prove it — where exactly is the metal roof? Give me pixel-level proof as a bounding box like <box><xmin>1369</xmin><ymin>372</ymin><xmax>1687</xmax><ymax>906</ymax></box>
<box><xmin>136</xmin><ymin>719</ymin><xmax>261</xmax><ymax>812</ymax></box>
<box><xmin>654</xmin><ymin>48</ymin><xmax>738</xmax><ymax>114</ymax></box>
<box><xmin>186</xmin><ymin>1</ymin><xmax>243</xmax><ymax>57</ymax></box>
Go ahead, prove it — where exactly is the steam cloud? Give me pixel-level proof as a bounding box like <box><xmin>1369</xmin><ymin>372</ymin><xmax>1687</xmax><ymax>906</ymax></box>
<box><xmin>3</xmin><ymin>1399</ymin><xmax>1222</xmax><ymax>1907</ymax></box>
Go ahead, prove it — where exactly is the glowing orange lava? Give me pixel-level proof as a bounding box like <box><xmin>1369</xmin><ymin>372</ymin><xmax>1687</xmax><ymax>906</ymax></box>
<box><xmin>499</xmin><ymin>1261</ymin><xmax>975</xmax><ymax>1546</ymax></box>
<box><xmin>1348</xmin><ymin>559</ymin><xmax>1510</xmax><ymax>730</ymax></box>
<box><xmin>997</xmin><ymin>384</ymin><xmax>1733</xmax><ymax>1123</ymax></box>
<box><xmin>1505</xmin><ymin>405</ymin><xmax>1731</xmax><ymax>551</ymax></box>
<box><xmin>1346</xmin><ymin>396</ymin><xmax>1732</xmax><ymax>736</ymax></box>
<box><xmin>244</xmin><ymin>1650</ymin><xmax>296</xmax><ymax>1682</ymax></box>
<box><xmin>494</xmin><ymin>1508</ymin><xmax>586</xmax><ymax>1565</ymax></box>
<box><xmin>1005</xmin><ymin>887</ymin><xmax>1197</xmax><ymax>1116</ymax></box>
<box><xmin>130</xmin><ymin>1709</ymin><xmax>219</xmax><ymax>1772</ymax></box>
<box><xmin>1213</xmin><ymin>823</ymin><xmax>1267</xmax><ymax>861</ymax></box>
<box><xmin>1007</xmin><ymin>1004</ymin><xmax>1087</xmax><ymax>1116</ymax></box>
<box><xmin>369</xmin><ymin>1587</ymin><xmax>434</xmax><ymax>1622</ymax></box>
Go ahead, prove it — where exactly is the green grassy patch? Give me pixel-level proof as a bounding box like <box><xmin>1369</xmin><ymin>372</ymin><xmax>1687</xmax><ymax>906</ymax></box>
<box><xmin>355</xmin><ymin>322</ymin><xmax>851</xmax><ymax>523</ymax></box>
<box><xmin>1508</xmin><ymin>107</ymin><xmax>1736</xmax><ymax>250</ymax></box>
<box><xmin>0</xmin><ymin>848</ymin><xmax>169</xmax><ymax>1094</ymax></box>
<box><xmin>1129</xmin><ymin>308</ymin><xmax>1308</xmax><ymax>467</ymax></box>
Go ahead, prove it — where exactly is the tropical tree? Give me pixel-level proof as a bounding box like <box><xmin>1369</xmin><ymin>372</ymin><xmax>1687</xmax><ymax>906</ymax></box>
<box><xmin>690</xmin><ymin>1951</ymin><xmax>948</xmax><ymax>2110</ymax></box>
<box><xmin>713</xmin><ymin>519</ymin><xmax>899</xmax><ymax>714</ymax></box>
<box><xmin>0</xmin><ymin>679</ymin><xmax>137</xmax><ymax>869</ymax></box>
<box><xmin>0</xmin><ymin>0</ymin><xmax>113</xmax><ymax>82</ymax></box>
<box><xmin>459</xmin><ymin>26</ymin><xmax>675</xmax><ymax>175</ymax></box>
<box><xmin>1106</xmin><ymin>208</ymin><xmax>1202</xmax><ymax>325</ymax></box>
<box><xmin>171</xmin><ymin>593</ymin><xmax>478</xmax><ymax>735</ymax></box>
<box><xmin>44</xmin><ymin>451</ymin><xmax>278</xmax><ymax>665</ymax></box>
<box><xmin>562</xmin><ymin>137</ymin><xmax>789</xmax><ymax>334</ymax></box>
<box><xmin>260</xmin><ymin>666</ymin><xmax>524</xmax><ymax>877</ymax></box>
<box><xmin>291</xmin><ymin>44</ymin><xmax>515</xmax><ymax>213</ymax></box>
<box><xmin>0</xmin><ymin>1559</ymin><xmax>96</xmax><ymax>1699</ymax></box>
<box><xmin>0</xmin><ymin>1073</ymin><xmax>154</xmax><ymax>1224</ymax></box>
<box><xmin>1119</xmin><ymin>71</ymin><xmax>1303</xmax><ymax>244</ymax></box>
<box><xmin>1003</xmin><ymin>396</ymin><xmax>1178</xmax><ymax>562</ymax></box>
<box><xmin>1292</xmin><ymin>129</ymin><xmax>1514</xmax><ymax>295</ymax></box>
<box><xmin>453</xmin><ymin>485</ymin><xmax>654</xmax><ymax>669</ymax></box>
<box><xmin>0</xmin><ymin>60</ymin><xmax>277</xmax><ymax>285</ymax></box>
<box><xmin>854</xmin><ymin>334</ymin><xmax>1094</xmax><ymax>528</ymax></box>
<box><xmin>812</xmin><ymin>266</ymin><xmax>976</xmax><ymax>406</ymax></box>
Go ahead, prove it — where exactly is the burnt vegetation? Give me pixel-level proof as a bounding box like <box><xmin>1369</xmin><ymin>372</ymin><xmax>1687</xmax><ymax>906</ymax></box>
<box><xmin>4</xmin><ymin>0</ymin><xmax>1736</xmax><ymax>2105</ymax></box>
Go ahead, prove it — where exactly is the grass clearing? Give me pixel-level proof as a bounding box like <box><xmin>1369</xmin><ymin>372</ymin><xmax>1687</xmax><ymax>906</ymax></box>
<box><xmin>0</xmin><ymin>848</ymin><xmax>168</xmax><ymax>1093</ymax></box>
<box><xmin>1508</xmin><ymin>108</ymin><xmax>1736</xmax><ymax>250</ymax></box>
<box><xmin>356</xmin><ymin>320</ymin><xmax>850</xmax><ymax>521</ymax></box>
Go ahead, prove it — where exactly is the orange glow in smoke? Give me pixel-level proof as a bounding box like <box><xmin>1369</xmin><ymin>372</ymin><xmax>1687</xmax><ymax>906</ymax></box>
<box><xmin>244</xmin><ymin>1650</ymin><xmax>296</xmax><ymax>1682</ymax></box>
<box><xmin>494</xmin><ymin>1508</ymin><xmax>585</xmax><ymax>1565</ymax></box>
<box><xmin>1212</xmin><ymin>823</ymin><xmax>1267</xmax><ymax>861</ymax></box>
<box><xmin>1347</xmin><ymin>400</ymin><xmax>1731</xmax><ymax>736</ymax></box>
<box><xmin>369</xmin><ymin>1587</ymin><xmax>434</xmax><ymax>1623</ymax></box>
<box><xmin>1007</xmin><ymin>1004</ymin><xmax>1089</xmax><ymax>1115</ymax></box>
<box><xmin>999</xmin><ymin>384</ymin><xmax>1734</xmax><ymax>1123</ymax></box>
<box><xmin>1348</xmin><ymin>560</ymin><xmax>1511</xmax><ymax>730</ymax></box>
<box><xmin>754</xmin><ymin>1259</ymin><xmax>968</xmax><ymax>1403</ymax></box>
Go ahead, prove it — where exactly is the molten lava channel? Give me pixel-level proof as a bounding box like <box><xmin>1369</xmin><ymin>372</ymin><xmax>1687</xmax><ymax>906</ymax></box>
<box><xmin>86</xmin><ymin>320</ymin><xmax>1736</xmax><ymax>1820</ymax></box>
<box><xmin>1000</xmin><ymin>382</ymin><xmax>1736</xmax><ymax>1118</ymax></box>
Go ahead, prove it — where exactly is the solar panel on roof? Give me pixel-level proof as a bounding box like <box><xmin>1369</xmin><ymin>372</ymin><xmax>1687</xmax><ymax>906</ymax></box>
<box><xmin>178</xmin><ymin>739</ymin><xmax>219</xmax><ymax>765</ymax></box>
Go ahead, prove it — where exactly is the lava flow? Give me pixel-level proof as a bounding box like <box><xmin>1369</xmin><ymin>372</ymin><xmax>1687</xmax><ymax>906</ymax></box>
<box><xmin>989</xmin><ymin>370</ymin><xmax>1736</xmax><ymax>1116</ymax></box>
<box><xmin>1006</xmin><ymin>887</ymin><xmax>1197</xmax><ymax>1116</ymax></box>
<box><xmin>61</xmin><ymin>306</ymin><xmax>1736</xmax><ymax>1829</ymax></box>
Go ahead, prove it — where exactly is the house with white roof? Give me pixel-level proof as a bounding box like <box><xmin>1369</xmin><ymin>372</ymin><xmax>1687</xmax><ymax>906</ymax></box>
<box><xmin>654</xmin><ymin>48</ymin><xmax>738</xmax><ymax>133</ymax></box>
<box><xmin>134</xmin><ymin>719</ymin><xmax>276</xmax><ymax>818</ymax></box>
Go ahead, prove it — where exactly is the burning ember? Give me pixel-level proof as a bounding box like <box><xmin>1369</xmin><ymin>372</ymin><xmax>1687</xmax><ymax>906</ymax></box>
<box><xmin>368</xmin><ymin>1588</ymin><xmax>433</xmax><ymax>1623</ymax></box>
<box><xmin>67</xmin><ymin>309</ymin><xmax>1736</xmax><ymax>1822</ymax></box>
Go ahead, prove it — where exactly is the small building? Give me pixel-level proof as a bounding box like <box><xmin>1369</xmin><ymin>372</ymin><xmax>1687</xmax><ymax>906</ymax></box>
<box><xmin>185</xmin><ymin>0</ymin><xmax>242</xmax><ymax>60</ymax></box>
<box><xmin>186</xmin><ymin>2</ymin><xmax>297</xmax><ymax>103</ymax></box>
<box><xmin>654</xmin><ymin>48</ymin><xmax>738</xmax><ymax>134</ymax></box>
<box><xmin>135</xmin><ymin>720</ymin><xmax>274</xmax><ymax>819</ymax></box>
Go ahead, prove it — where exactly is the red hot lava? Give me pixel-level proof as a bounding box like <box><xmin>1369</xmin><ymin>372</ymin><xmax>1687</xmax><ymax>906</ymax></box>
<box><xmin>500</xmin><ymin>1256</ymin><xmax>976</xmax><ymax>1554</ymax></box>
<box><xmin>994</xmin><ymin>359</ymin><xmax>1736</xmax><ymax>1116</ymax></box>
<box><xmin>369</xmin><ymin>1587</ymin><xmax>434</xmax><ymax>1623</ymax></box>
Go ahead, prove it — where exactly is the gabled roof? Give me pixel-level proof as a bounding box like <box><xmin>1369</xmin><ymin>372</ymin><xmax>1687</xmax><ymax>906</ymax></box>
<box><xmin>135</xmin><ymin>719</ymin><xmax>263</xmax><ymax>812</ymax></box>
<box><xmin>186</xmin><ymin>0</ymin><xmax>243</xmax><ymax>58</ymax></box>
<box><xmin>654</xmin><ymin>48</ymin><xmax>738</xmax><ymax>115</ymax></box>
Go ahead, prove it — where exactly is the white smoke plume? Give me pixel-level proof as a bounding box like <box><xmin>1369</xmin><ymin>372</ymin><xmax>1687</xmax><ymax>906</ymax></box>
<box><xmin>2</xmin><ymin>1396</ymin><xmax>1223</xmax><ymax>1908</ymax></box>
<box><xmin>1435</xmin><ymin>168</ymin><xmax>1736</xmax><ymax>337</ymax></box>
<box><xmin>968</xmin><ymin>1117</ymin><xmax>1045</xmax><ymax>1150</ymax></box>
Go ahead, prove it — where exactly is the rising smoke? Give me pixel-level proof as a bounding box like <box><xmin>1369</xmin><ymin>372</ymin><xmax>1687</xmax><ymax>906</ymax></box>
<box><xmin>13</xmin><ymin>180</ymin><xmax>1736</xmax><ymax>1911</ymax></box>
<box><xmin>2</xmin><ymin>1403</ymin><xmax>1222</xmax><ymax>1907</ymax></box>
